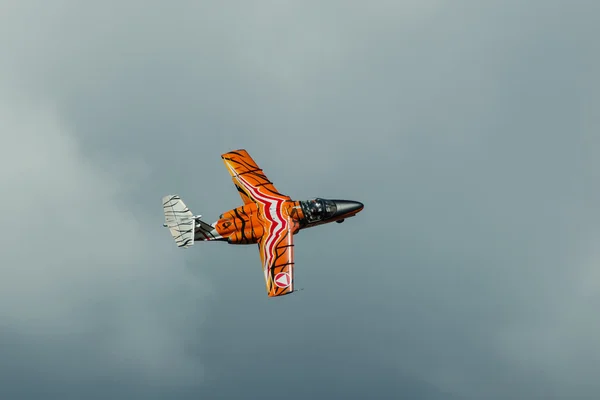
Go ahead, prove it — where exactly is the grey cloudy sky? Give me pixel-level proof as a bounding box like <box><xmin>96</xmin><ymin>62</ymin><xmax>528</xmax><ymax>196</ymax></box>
<box><xmin>1</xmin><ymin>1</ymin><xmax>598</xmax><ymax>399</ymax></box>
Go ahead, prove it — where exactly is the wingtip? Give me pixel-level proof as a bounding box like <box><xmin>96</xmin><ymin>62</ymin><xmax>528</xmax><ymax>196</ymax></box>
<box><xmin>221</xmin><ymin>148</ymin><xmax>247</xmax><ymax>157</ymax></box>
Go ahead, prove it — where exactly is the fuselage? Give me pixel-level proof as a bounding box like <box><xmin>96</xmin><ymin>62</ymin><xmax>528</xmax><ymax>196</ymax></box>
<box><xmin>210</xmin><ymin>198</ymin><xmax>364</xmax><ymax>244</ymax></box>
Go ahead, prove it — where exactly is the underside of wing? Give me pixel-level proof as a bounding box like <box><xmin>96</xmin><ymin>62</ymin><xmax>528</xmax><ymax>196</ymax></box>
<box><xmin>258</xmin><ymin>217</ymin><xmax>296</xmax><ymax>297</ymax></box>
<box><xmin>221</xmin><ymin>149</ymin><xmax>290</xmax><ymax>205</ymax></box>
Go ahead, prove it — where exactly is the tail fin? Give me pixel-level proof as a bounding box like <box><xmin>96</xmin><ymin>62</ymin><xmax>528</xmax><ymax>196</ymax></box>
<box><xmin>162</xmin><ymin>195</ymin><xmax>222</xmax><ymax>248</ymax></box>
<box><xmin>162</xmin><ymin>195</ymin><xmax>195</xmax><ymax>247</ymax></box>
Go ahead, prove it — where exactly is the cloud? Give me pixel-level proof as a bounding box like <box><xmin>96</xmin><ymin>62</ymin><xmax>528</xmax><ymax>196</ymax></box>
<box><xmin>0</xmin><ymin>85</ymin><xmax>210</xmax><ymax>395</ymax></box>
<box><xmin>1</xmin><ymin>1</ymin><xmax>599</xmax><ymax>399</ymax></box>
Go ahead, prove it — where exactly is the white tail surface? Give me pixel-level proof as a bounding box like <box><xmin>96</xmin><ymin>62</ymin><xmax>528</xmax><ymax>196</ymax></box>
<box><xmin>162</xmin><ymin>195</ymin><xmax>195</xmax><ymax>248</ymax></box>
<box><xmin>162</xmin><ymin>195</ymin><xmax>222</xmax><ymax>248</ymax></box>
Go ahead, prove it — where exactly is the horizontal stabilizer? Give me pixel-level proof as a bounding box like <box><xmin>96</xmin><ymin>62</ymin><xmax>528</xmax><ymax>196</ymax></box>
<box><xmin>162</xmin><ymin>195</ymin><xmax>195</xmax><ymax>248</ymax></box>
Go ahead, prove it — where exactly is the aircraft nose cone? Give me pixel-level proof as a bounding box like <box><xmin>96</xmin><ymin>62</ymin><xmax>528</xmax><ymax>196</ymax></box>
<box><xmin>332</xmin><ymin>200</ymin><xmax>364</xmax><ymax>218</ymax></box>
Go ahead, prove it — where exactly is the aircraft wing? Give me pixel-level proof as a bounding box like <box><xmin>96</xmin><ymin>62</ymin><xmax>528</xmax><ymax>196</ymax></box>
<box><xmin>221</xmin><ymin>149</ymin><xmax>291</xmax><ymax>205</ymax></box>
<box><xmin>258</xmin><ymin>216</ymin><xmax>296</xmax><ymax>297</ymax></box>
<box><xmin>222</xmin><ymin>149</ymin><xmax>296</xmax><ymax>297</ymax></box>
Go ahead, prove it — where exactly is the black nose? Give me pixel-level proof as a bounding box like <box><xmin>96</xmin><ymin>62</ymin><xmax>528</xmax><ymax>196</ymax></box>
<box><xmin>332</xmin><ymin>200</ymin><xmax>364</xmax><ymax>218</ymax></box>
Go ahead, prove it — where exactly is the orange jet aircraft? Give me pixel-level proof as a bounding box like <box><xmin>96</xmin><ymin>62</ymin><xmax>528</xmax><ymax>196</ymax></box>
<box><xmin>162</xmin><ymin>149</ymin><xmax>364</xmax><ymax>297</ymax></box>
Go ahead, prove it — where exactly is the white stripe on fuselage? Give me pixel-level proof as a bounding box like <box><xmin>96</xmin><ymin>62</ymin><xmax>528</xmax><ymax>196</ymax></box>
<box><xmin>226</xmin><ymin>164</ymin><xmax>288</xmax><ymax>281</ymax></box>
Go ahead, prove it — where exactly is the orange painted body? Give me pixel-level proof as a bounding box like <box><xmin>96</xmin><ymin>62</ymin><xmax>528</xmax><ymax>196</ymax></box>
<box><xmin>175</xmin><ymin>149</ymin><xmax>364</xmax><ymax>297</ymax></box>
<box><xmin>213</xmin><ymin>201</ymin><xmax>305</xmax><ymax>244</ymax></box>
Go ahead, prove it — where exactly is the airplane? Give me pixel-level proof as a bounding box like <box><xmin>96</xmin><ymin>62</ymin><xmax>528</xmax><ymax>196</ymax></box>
<box><xmin>162</xmin><ymin>149</ymin><xmax>364</xmax><ymax>297</ymax></box>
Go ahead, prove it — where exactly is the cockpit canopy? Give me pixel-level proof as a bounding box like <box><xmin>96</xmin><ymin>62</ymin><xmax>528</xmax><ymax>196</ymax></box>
<box><xmin>299</xmin><ymin>198</ymin><xmax>337</xmax><ymax>223</ymax></box>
